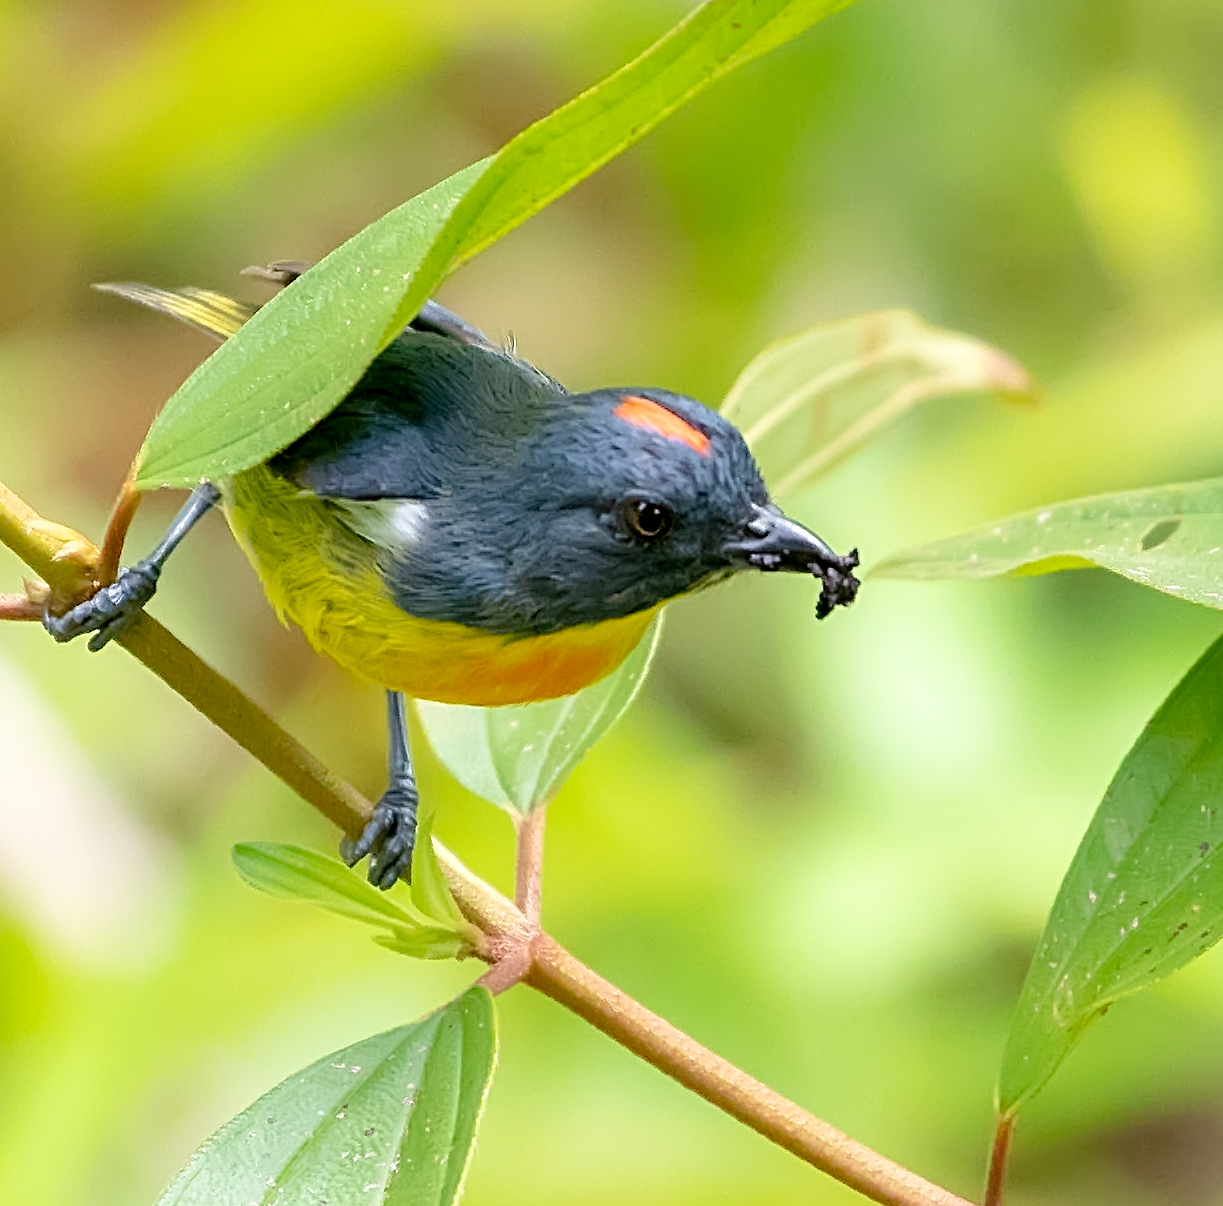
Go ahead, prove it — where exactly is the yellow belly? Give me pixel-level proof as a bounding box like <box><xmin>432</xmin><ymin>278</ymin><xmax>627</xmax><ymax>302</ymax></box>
<box><xmin>223</xmin><ymin>466</ymin><xmax>656</xmax><ymax>706</ymax></box>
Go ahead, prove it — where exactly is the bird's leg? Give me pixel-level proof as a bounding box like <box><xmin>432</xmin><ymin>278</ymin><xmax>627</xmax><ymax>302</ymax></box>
<box><xmin>342</xmin><ymin>690</ymin><xmax>419</xmax><ymax>889</ymax></box>
<box><xmin>44</xmin><ymin>482</ymin><xmax>221</xmax><ymax>651</ymax></box>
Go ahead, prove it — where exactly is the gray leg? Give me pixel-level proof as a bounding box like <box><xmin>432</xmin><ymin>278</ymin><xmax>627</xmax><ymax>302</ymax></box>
<box><xmin>342</xmin><ymin>690</ymin><xmax>418</xmax><ymax>889</ymax></box>
<box><xmin>44</xmin><ymin>482</ymin><xmax>221</xmax><ymax>651</ymax></box>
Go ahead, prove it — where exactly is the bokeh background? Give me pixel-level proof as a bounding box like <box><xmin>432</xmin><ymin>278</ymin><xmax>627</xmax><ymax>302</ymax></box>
<box><xmin>3</xmin><ymin>1</ymin><xmax>1223</xmax><ymax>1203</ymax></box>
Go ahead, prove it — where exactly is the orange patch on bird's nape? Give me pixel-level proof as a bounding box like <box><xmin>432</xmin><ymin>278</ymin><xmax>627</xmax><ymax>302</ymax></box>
<box><xmin>614</xmin><ymin>394</ymin><xmax>710</xmax><ymax>456</ymax></box>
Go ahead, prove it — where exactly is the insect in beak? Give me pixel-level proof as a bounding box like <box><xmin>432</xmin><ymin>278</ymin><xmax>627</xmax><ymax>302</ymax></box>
<box><xmin>725</xmin><ymin>503</ymin><xmax>860</xmax><ymax>619</ymax></box>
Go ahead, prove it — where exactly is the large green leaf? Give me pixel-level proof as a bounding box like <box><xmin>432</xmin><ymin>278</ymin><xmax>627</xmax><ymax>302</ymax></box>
<box><xmin>998</xmin><ymin>633</ymin><xmax>1223</xmax><ymax>1116</ymax></box>
<box><xmin>134</xmin><ymin>0</ymin><xmax>861</xmax><ymax>489</ymax></box>
<box><xmin>156</xmin><ymin>987</ymin><xmax>496</xmax><ymax>1206</ymax></box>
<box><xmin>873</xmin><ymin>477</ymin><xmax>1223</xmax><ymax>611</ymax></box>
<box><xmin>134</xmin><ymin>163</ymin><xmax>488</xmax><ymax>488</ymax></box>
<box><xmin>233</xmin><ymin>839</ymin><xmax>477</xmax><ymax>960</ymax></box>
<box><xmin>417</xmin><ymin>617</ymin><xmax>662</xmax><ymax>816</ymax></box>
<box><xmin>386</xmin><ymin>0</ymin><xmax>862</xmax><ymax>336</ymax></box>
<box><xmin>721</xmin><ymin>309</ymin><xmax>1034</xmax><ymax>495</ymax></box>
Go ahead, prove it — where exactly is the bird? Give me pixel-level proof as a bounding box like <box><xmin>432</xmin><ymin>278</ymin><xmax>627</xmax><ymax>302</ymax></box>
<box><xmin>45</xmin><ymin>263</ymin><xmax>860</xmax><ymax>888</ymax></box>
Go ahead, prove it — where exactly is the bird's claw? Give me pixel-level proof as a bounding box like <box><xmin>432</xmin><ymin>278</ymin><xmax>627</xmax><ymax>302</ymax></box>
<box><xmin>43</xmin><ymin>561</ymin><xmax>162</xmax><ymax>651</ymax></box>
<box><xmin>341</xmin><ymin>785</ymin><xmax>418</xmax><ymax>889</ymax></box>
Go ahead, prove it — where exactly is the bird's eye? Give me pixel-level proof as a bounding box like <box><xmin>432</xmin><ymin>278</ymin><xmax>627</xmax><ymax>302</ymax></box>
<box><xmin>619</xmin><ymin>498</ymin><xmax>673</xmax><ymax>541</ymax></box>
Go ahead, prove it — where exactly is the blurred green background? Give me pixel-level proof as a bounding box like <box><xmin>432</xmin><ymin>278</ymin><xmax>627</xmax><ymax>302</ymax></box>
<box><xmin>3</xmin><ymin>1</ymin><xmax>1223</xmax><ymax>1203</ymax></box>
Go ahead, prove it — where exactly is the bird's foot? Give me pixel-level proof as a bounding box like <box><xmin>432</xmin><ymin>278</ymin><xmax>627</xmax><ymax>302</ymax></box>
<box><xmin>43</xmin><ymin>560</ymin><xmax>162</xmax><ymax>651</ymax></box>
<box><xmin>341</xmin><ymin>784</ymin><xmax>418</xmax><ymax>890</ymax></box>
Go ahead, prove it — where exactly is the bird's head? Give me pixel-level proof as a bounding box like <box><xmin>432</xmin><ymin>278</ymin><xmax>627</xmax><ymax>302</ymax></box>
<box><xmin>424</xmin><ymin>386</ymin><xmax>859</xmax><ymax>634</ymax></box>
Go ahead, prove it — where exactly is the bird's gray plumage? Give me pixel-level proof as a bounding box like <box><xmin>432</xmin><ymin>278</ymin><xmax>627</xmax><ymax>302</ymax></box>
<box><xmin>270</xmin><ymin>327</ymin><xmax>770</xmax><ymax>636</ymax></box>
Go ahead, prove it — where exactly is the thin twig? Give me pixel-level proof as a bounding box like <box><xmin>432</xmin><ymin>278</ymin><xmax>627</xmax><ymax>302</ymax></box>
<box><xmin>98</xmin><ymin>474</ymin><xmax>142</xmax><ymax>586</ymax></box>
<box><xmin>515</xmin><ymin>805</ymin><xmax>548</xmax><ymax>926</ymax></box>
<box><xmin>984</xmin><ymin>1116</ymin><xmax>1013</xmax><ymax>1206</ymax></box>
<box><xmin>0</xmin><ymin>478</ymin><xmax>977</xmax><ymax>1206</ymax></box>
<box><xmin>477</xmin><ymin>805</ymin><xmax>547</xmax><ymax>994</ymax></box>
<box><xmin>0</xmin><ymin>593</ymin><xmax>41</xmax><ymax>620</ymax></box>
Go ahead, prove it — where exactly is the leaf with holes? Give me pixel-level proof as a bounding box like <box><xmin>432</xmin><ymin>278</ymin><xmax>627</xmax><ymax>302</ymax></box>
<box><xmin>134</xmin><ymin>0</ymin><xmax>863</xmax><ymax>490</ymax></box>
<box><xmin>720</xmin><ymin>309</ymin><xmax>1034</xmax><ymax>496</ymax></box>
<box><xmin>233</xmin><ymin>841</ymin><xmax>477</xmax><ymax>961</ymax></box>
<box><xmin>417</xmin><ymin>617</ymin><xmax>662</xmax><ymax>815</ymax></box>
<box><xmin>156</xmin><ymin>987</ymin><xmax>496</xmax><ymax>1206</ymax></box>
<box><xmin>873</xmin><ymin>477</ymin><xmax>1223</xmax><ymax>611</ymax></box>
<box><xmin>998</xmin><ymin>633</ymin><xmax>1223</xmax><ymax>1116</ymax></box>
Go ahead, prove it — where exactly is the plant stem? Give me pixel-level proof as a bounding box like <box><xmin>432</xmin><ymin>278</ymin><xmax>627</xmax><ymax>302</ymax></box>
<box><xmin>984</xmin><ymin>1116</ymin><xmax>1012</xmax><ymax>1206</ymax></box>
<box><xmin>515</xmin><ymin>805</ymin><xmax>547</xmax><ymax>926</ymax></box>
<box><xmin>119</xmin><ymin>616</ymin><xmax>372</xmax><ymax>838</ymax></box>
<box><xmin>0</xmin><ymin>593</ymin><xmax>40</xmax><ymax>620</ymax></box>
<box><xmin>0</xmin><ymin>480</ymin><xmax>978</xmax><ymax>1206</ymax></box>
<box><xmin>525</xmin><ymin>937</ymin><xmax>972</xmax><ymax>1206</ymax></box>
<box><xmin>477</xmin><ymin>939</ymin><xmax>537</xmax><ymax>995</ymax></box>
<box><xmin>98</xmin><ymin>474</ymin><xmax>142</xmax><ymax>586</ymax></box>
<box><xmin>0</xmin><ymin>480</ymin><xmax>98</xmax><ymax>607</ymax></box>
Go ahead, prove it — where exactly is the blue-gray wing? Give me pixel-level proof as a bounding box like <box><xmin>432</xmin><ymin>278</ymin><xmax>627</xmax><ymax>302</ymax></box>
<box><xmin>271</xmin><ymin>330</ymin><xmax>566</xmax><ymax>500</ymax></box>
<box><xmin>94</xmin><ymin>268</ymin><xmax>566</xmax><ymax>502</ymax></box>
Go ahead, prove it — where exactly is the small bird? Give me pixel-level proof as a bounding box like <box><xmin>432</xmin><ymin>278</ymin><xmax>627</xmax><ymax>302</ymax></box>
<box><xmin>47</xmin><ymin>264</ymin><xmax>859</xmax><ymax>887</ymax></box>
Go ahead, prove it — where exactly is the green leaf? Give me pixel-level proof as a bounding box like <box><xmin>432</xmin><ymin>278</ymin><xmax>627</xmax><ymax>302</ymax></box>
<box><xmin>417</xmin><ymin>616</ymin><xmax>662</xmax><ymax>816</ymax></box>
<box><xmin>373</xmin><ymin>928</ymin><xmax>473</xmax><ymax>962</ymax></box>
<box><xmin>134</xmin><ymin>162</ymin><xmax>488</xmax><ymax>488</ymax></box>
<box><xmin>134</xmin><ymin>0</ymin><xmax>863</xmax><ymax>490</ymax></box>
<box><xmin>233</xmin><ymin>842</ymin><xmax>477</xmax><ymax>960</ymax></box>
<box><xmin>386</xmin><ymin>0</ymin><xmax>863</xmax><ymax>336</ymax></box>
<box><xmin>233</xmin><ymin>840</ymin><xmax>424</xmax><ymax>926</ymax></box>
<box><xmin>873</xmin><ymin>476</ymin><xmax>1223</xmax><ymax>611</ymax></box>
<box><xmin>721</xmin><ymin>309</ymin><xmax>1035</xmax><ymax>495</ymax></box>
<box><xmin>410</xmin><ymin>809</ymin><xmax>468</xmax><ymax>932</ymax></box>
<box><xmin>998</xmin><ymin>633</ymin><xmax>1223</xmax><ymax>1116</ymax></box>
<box><xmin>155</xmin><ymin>987</ymin><xmax>496</xmax><ymax>1206</ymax></box>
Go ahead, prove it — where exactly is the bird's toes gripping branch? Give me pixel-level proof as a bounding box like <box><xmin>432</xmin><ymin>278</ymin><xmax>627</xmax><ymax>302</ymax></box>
<box><xmin>342</xmin><ymin>785</ymin><xmax>419</xmax><ymax>890</ymax></box>
<box><xmin>42</xmin><ymin>561</ymin><xmax>163</xmax><ymax>651</ymax></box>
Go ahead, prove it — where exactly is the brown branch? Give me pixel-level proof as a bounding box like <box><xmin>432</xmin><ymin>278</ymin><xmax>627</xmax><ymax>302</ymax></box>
<box><xmin>526</xmin><ymin>939</ymin><xmax>973</xmax><ymax>1206</ymax></box>
<box><xmin>0</xmin><ymin>593</ymin><xmax>41</xmax><ymax>620</ymax></box>
<box><xmin>477</xmin><ymin>937</ymin><xmax>538</xmax><ymax>995</ymax></box>
<box><xmin>514</xmin><ymin>804</ymin><xmax>548</xmax><ymax>925</ymax></box>
<box><xmin>984</xmin><ymin>1116</ymin><xmax>1013</xmax><ymax>1206</ymax></box>
<box><xmin>98</xmin><ymin>474</ymin><xmax>142</xmax><ymax>587</ymax></box>
<box><xmin>0</xmin><ymin>478</ymin><xmax>977</xmax><ymax>1206</ymax></box>
<box><xmin>118</xmin><ymin>616</ymin><xmax>373</xmax><ymax>838</ymax></box>
<box><xmin>478</xmin><ymin>805</ymin><xmax>549</xmax><ymax>995</ymax></box>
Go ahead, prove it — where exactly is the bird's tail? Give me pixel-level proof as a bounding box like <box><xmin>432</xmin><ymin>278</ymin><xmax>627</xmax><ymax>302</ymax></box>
<box><xmin>95</xmin><ymin>264</ymin><xmax>501</xmax><ymax>356</ymax></box>
<box><xmin>92</xmin><ymin>281</ymin><xmax>255</xmax><ymax>342</ymax></box>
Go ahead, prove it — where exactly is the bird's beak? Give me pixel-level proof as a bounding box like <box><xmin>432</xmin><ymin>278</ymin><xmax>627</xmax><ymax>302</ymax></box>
<box><xmin>724</xmin><ymin>503</ymin><xmax>861</xmax><ymax>619</ymax></box>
